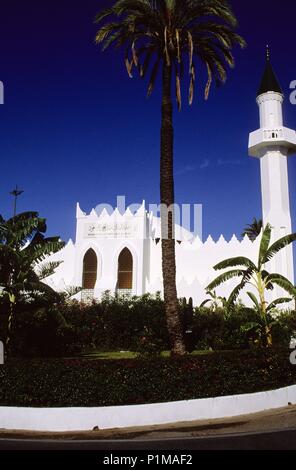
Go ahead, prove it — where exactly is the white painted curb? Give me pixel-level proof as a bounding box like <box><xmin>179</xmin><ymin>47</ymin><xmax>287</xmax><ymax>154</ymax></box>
<box><xmin>0</xmin><ymin>385</ymin><xmax>295</xmax><ymax>432</ymax></box>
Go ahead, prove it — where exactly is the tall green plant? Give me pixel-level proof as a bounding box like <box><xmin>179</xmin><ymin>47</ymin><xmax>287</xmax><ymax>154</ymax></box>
<box><xmin>95</xmin><ymin>0</ymin><xmax>245</xmax><ymax>355</ymax></box>
<box><xmin>0</xmin><ymin>212</ymin><xmax>64</xmax><ymax>351</ymax></box>
<box><xmin>207</xmin><ymin>224</ymin><xmax>296</xmax><ymax>346</ymax></box>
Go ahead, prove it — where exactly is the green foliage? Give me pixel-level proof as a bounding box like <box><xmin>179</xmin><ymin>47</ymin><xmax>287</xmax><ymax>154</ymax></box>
<box><xmin>0</xmin><ymin>293</ymin><xmax>170</xmax><ymax>357</ymax></box>
<box><xmin>192</xmin><ymin>304</ymin><xmax>296</xmax><ymax>350</ymax></box>
<box><xmin>134</xmin><ymin>326</ymin><xmax>164</xmax><ymax>358</ymax></box>
<box><xmin>0</xmin><ymin>292</ymin><xmax>78</xmax><ymax>357</ymax></box>
<box><xmin>241</xmin><ymin>218</ymin><xmax>262</xmax><ymax>241</ymax></box>
<box><xmin>95</xmin><ymin>1</ymin><xmax>246</xmax><ymax>108</ymax></box>
<box><xmin>0</xmin><ymin>211</ymin><xmax>65</xmax><ymax>351</ymax></box>
<box><xmin>0</xmin><ymin>349</ymin><xmax>295</xmax><ymax>407</ymax></box>
<box><xmin>207</xmin><ymin>224</ymin><xmax>296</xmax><ymax>346</ymax></box>
<box><xmin>1</xmin><ymin>293</ymin><xmax>295</xmax><ymax>357</ymax></box>
<box><xmin>0</xmin><ymin>212</ymin><xmax>64</xmax><ymax>294</ymax></box>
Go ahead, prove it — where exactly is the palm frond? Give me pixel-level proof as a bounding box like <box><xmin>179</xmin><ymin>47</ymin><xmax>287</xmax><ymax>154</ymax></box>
<box><xmin>37</xmin><ymin>261</ymin><xmax>63</xmax><ymax>280</ymax></box>
<box><xmin>175</xmin><ymin>73</ymin><xmax>181</xmax><ymax>110</ymax></box>
<box><xmin>204</xmin><ymin>62</ymin><xmax>212</xmax><ymax>100</ymax></box>
<box><xmin>241</xmin><ymin>218</ymin><xmax>262</xmax><ymax>241</ymax></box>
<box><xmin>94</xmin><ymin>0</ymin><xmax>246</xmax><ymax>111</ymax></box>
<box><xmin>187</xmin><ymin>30</ymin><xmax>193</xmax><ymax>70</ymax></box>
<box><xmin>246</xmin><ymin>291</ymin><xmax>260</xmax><ymax>311</ymax></box>
<box><xmin>264</xmin><ymin>233</ymin><xmax>296</xmax><ymax>264</ymax></box>
<box><xmin>214</xmin><ymin>256</ymin><xmax>256</xmax><ymax>271</ymax></box>
<box><xmin>258</xmin><ymin>223</ymin><xmax>272</xmax><ymax>267</ymax></box>
<box><xmin>227</xmin><ymin>280</ymin><xmax>246</xmax><ymax>306</ymax></box>
<box><xmin>23</xmin><ymin>237</ymin><xmax>65</xmax><ymax>264</ymax></box>
<box><xmin>125</xmin><ymin>53</ymin><xmax>134</xmax><ymax>77</ymax></box>
<box><xmin>94</xmin><ymin>8</ymin><xmax>115</xmax><ymax>25</ymax></box>
<box><xmin>189</xmin><ymin>63</ymin><xmax>195</xmax><ymax>105</ymax></box>
<box><xmin>267</xmin><ymin>297</ymin><xmax>292</xmax><ymax>312</ymax></box>
<box><xmin>265</xmin><ymin>273</ymin><xmax>296</xmax><ymax>297</ymax></box>
<box><xmin>147</xmin><ymin>56</ymin><xmax>161</xmax><ymax>96</ymax></box>
<box><xmin>199</xmin><ymin>299</ymin><xmax>211</xmax><ymax>308</ymax></box>
<box><xmin>207</xmin><ymin>269</ymin><xmax>245</xmax><ymax>291</ymax></box>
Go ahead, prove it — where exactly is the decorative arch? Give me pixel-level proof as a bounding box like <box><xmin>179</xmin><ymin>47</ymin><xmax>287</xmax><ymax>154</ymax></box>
<box><xmin>82</xmin><ymin>248</ymin><xmax>98</xmax><ymax>289</ymax></box>
<box><xmin>117</xmin><ymin>248</ymin><xmax>133</xmax><ymax>290</ymax></box>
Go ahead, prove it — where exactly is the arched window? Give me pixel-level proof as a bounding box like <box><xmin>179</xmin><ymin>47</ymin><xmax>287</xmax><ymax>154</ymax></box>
<box><xmin>82</xmin><ymin>249</ymin><xmax>97</xmax><ymax>289</ymax></box>
<box><xmin>117</xmin><ymin>248</ymin><xmax>133</xmax><ymax>290</ymax></box>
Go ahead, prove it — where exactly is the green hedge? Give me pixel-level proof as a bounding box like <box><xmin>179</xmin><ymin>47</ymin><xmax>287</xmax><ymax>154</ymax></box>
<box><xmin>1</xmin><ymin>293</ymin><xmax>296</xmax><ymax>357</ymax></box>
<box><xmin>0</xmin><ymin>349</ymin><xmax>295</xmax><ymax>407</ymax></box>
<box><xmin>191</xmin><ymin>307</ymin><xmax>296</xmax><ymax>350</ymax></box>
<box><xmin>0</xmin><ymin>293</ymin><xmax>169</xmax><ymax>357</ymax></box>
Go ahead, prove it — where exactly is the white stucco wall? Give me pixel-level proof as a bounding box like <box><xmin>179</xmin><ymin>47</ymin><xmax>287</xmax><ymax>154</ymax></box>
<box><xmin>0</xmin><ymin>385</ymin><xmax>295</xmax><ymax>432</ymax></box>
<box><xmin>44</xmin><ymin>203</ymin><xmax>293</xmax><ymax>306</ymax></box>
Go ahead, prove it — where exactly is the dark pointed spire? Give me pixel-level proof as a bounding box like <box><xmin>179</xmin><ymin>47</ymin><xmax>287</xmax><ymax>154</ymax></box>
<box><xmin>257</xmin><ymin>46</ymin><xmax>283</xmax><ymax>97</ymax></box>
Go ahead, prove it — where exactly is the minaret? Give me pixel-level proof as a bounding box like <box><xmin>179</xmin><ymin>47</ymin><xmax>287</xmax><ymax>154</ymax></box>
<box><xmin>249</xmin><ymin>47</ymin><xmax>296</xmax><ymax>283</ymax></box>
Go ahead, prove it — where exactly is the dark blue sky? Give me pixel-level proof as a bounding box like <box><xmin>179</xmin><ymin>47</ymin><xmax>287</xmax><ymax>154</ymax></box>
<box><xmin>0</xmin><ymin>0</ymin><xmax>296</xmax><ymax>247</ymax></box>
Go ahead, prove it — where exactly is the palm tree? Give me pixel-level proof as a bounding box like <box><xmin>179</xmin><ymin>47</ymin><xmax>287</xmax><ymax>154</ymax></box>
<box><xmin>207</xmin><ymin>224</ymin><xmax>296</xmax><ymax>346</ymax></box>
<box><xmin>95</xmin><ymin>0</ymin><xmax>245</xmax><ymax>355</ymax></box>
<box><xmin>0</xmin><ymin>212</ymin><xmax>64</xmax><ymax>351</ymax></box>
<box><xmin>241</xmin><ymin>217</ymin><xmax>263</xmax><ymax>241</ymax></box>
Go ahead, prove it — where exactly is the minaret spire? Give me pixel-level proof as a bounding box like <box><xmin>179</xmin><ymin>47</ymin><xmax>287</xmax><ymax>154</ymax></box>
<box><xmin>257</xmin><ymin>46</ymin><xmax>282</xmax><ymax>97</ymax></box>
<box><xmin>249</xmin><ymin>53</ymin><xmax>296</xmax><ymax>285</ymax></box>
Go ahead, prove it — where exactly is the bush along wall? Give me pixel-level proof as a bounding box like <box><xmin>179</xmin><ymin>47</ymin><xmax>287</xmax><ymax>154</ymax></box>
<box><xmin>0</xmin><ymin>293</ymin><xmax>296</xmax><ymax>357</ymax></box>
<box><xmin>0</xmin><ymin>349</ymin><xmax>295</xmax><ymax>407</ymax></box>
<box><xmin>0</xmin><ymin>293</ymin><xmax>170</xmax><ymax>357</ymax></box>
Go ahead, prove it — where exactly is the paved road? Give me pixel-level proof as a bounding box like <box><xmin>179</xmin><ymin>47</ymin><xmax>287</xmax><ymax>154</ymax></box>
<box><xmin>0</xmin><ymin>428</ymin><xmax>296</xmax><ymax>450</ymax></box>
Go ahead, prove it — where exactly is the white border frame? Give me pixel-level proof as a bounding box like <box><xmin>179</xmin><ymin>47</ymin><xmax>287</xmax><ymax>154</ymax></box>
<box><xmin>0</xmin><ymin>385</ymin><xmax>295</xmax><ymax>432</ymax></box>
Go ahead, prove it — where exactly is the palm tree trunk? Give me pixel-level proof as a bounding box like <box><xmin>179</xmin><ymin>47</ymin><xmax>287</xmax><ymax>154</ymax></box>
<box><xmin>258</xmin><ymin>275</ymin><xmax>272</xmax><ymax>347</ymax></box>
<box><xmin>160</xmin><ymin>63</ymin><xmax>186</xmax><ymax>356</ymax></box>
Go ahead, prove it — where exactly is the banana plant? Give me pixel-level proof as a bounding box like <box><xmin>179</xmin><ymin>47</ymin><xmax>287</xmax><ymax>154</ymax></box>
<box><xmin>241</xmin><ymin>292</ymin><xmax>291</xmax><ymax>346</ymax></box>
<box><xmin>199</xmin><ymin>290</ymin><xmax>228</xmax><ymax>313</ymax></box>
<box><xmin>0</xmin><ymin>212</ymin><xmax>65</xmax><ymax>352</ymax></box>
<box><xmin>207</xmin><ymin>224</ymin><xmax>296</xmax><ymax>346</ymax></box>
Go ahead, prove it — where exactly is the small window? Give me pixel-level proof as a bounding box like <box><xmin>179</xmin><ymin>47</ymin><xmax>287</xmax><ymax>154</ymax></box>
<box><xmin>82</xmin><ymin>249</ymin><xmax>97</xmax><ymax>289</ymax></box>
<box><xmin>117</xmin><ymin>248</ymin><xmax>133</xmax><ymax>290</ymax></box>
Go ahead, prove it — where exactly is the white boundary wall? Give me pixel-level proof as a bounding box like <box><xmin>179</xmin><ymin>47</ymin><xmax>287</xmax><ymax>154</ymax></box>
<box><xmin>45</xmin><ymin>203</ymin><xmax>293</xmax><ymax>305</ymax></box>
<box><xmin>0</xmin><ymin>385</ymin><xmax>295</xmax><ymax>432</ymax></box>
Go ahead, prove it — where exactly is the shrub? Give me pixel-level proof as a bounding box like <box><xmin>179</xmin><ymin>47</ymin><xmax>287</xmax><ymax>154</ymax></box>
<box><xmin>0</xmin><ymin>293</ymin><xmax>170</xmax><ymax>357</ymax></box>
<box><xmin>0</xmin><ymin>349</ymin><xmax>294</xmax><ymax>407</ymax></box>
<box><xmin>271</xmin><ymin>309</ymin><xmax>296</xmax><ymax>347</ymax></box>
<box><xmin>9</xmin><ymin>307</ymin><xmax>79</xmax><ymax>357</ymax></box>
<box><xmin>1</xmin><ymin>292</ymin><xmax>295</xmax><ymax>357</ymax></box>
<box><xmin>190</xmin><ymin>305</ymin><xmax>296</xmax><ymax>351</ymax></box>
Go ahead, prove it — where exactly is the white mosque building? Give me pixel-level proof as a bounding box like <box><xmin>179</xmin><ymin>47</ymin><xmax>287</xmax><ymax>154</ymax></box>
<box><xmin>45</xmin><ymin>56</ymin><xmax>296</xmax><ymax>305</ymax></box>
